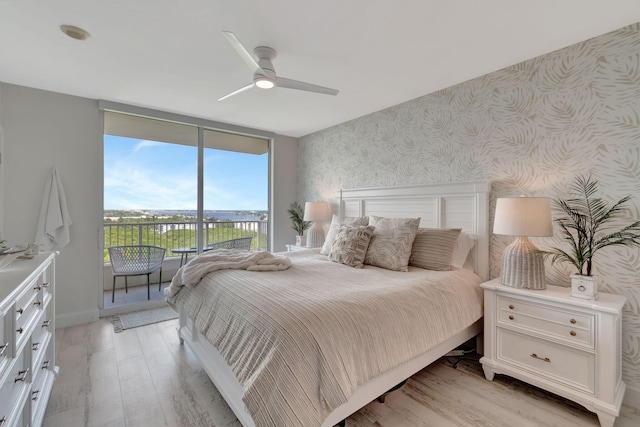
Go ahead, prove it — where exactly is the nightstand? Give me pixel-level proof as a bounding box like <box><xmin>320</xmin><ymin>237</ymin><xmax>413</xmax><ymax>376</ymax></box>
<box><xmin>480</xmin><ymin>278</ymin><xmax>626</xmax><ymax>427</ymax></box>
<box><xmin>285</xmin><ymin>244</ymin><xmax>308</xmax><ymax>252</ymax></box>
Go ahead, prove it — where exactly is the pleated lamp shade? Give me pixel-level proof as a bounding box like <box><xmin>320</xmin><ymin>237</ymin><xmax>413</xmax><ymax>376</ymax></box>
<box><xmin>494</xmin><ymin>197</ymin><xmax>553</xmax><ymax>289</ymax></box>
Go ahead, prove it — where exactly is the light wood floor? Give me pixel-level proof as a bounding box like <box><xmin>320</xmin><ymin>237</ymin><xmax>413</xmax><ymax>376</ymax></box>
<box><xmin>43</xmin><ymin>317</ymin><xmax>640</xmax><ymax>427</ymax></box>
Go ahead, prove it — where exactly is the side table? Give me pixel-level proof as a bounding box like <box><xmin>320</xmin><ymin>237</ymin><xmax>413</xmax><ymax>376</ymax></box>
<box><xmin>479</xmin><ymin>277</ymin><xmax>626</xmax><ymax>427</ymax></box>
<box><xmin>172</xmin><ymin>247</ymin><xmax>197</xmax><ymax>266</ymax></box>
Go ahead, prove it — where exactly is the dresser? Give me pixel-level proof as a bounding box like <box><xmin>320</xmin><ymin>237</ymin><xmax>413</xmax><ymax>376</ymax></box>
<box><xmin>0</xmin><ymin>252</ymin><xmax>58</xmax><ymax>427</ymax></box>
<box><xmin>480</xmin><ymin>278</ymin><xmax>625</xmax><ymax>427</ymax></box>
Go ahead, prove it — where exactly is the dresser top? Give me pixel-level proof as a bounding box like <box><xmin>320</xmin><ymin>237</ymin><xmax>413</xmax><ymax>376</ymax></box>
<box><xmin>0</xmin><ymin>252</ymin><xmax>55</xmax><ymax>303</ymax></box>
<box><xmin>481</xmin><ymin>277</ymin><xmax>626</xmax><ymax>313</ymax></box>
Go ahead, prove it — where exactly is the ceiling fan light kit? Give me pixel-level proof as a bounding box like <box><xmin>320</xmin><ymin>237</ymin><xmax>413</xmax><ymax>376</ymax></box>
<box><xmin>219</xmin><ymin>31</ymin><xmax>339</xmax><ymax>101</ymax></box>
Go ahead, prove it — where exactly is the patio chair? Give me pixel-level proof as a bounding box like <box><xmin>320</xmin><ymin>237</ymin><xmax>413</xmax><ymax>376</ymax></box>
<box><xmin>204</xmin><ymin>236</ymin><xmax>253</xmax><ymax>251</ymax></box>
<box><xmin>108</xmin><ymin>245</ymin><xmax>166</xmax><ymax>303</ymax></box>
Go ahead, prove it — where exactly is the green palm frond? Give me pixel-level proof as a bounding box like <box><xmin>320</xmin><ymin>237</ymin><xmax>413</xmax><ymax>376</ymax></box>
<box><xmin>543</xmin><ymin>175</ymin><xmax>640</xmax><ymax>276</ymax></box>
<box><xmin>288</xmin><ymin>202</ymin><xmax>312</xmax><ymax>235</ymax></box>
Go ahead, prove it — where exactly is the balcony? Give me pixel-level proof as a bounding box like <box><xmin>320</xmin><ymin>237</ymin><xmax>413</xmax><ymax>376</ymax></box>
<box><xmin>104</xmin><ymin>219</ymin><xmax>268</xmax><ymax>260</ymax></box>
<box><xmin>102</xmin><ymin>219</ymin><xmax>268</xmax><ymax>312</ymax></box>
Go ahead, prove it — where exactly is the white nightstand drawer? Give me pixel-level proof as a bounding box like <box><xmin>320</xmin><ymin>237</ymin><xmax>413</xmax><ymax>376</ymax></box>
<box><xmin>497</xmin><ymin>295</ymin><xmax>594</xmax><ymax>348</ymax></box>
<box><xmin>497</xmin><ymin>328</ymin><xmax>595</xmax><ymax>394</ymax></box>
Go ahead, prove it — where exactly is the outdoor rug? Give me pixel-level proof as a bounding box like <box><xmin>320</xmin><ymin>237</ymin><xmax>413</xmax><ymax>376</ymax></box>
<box><xmin>111</xmin><ymin>306</ymin><xmax>178</xmax><ymax>333</ymax></box>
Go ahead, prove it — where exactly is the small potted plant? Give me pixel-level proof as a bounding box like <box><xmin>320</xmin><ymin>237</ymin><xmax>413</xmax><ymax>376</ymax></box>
<box><xmin>288</xmin><ymin>202</ymin><xmax>312</xmax><ymax>246</ymax></box>
<box><xmin>544</xmin><ymin>175</ymin><xmax>640</xmax><ymax>299</ymax></box>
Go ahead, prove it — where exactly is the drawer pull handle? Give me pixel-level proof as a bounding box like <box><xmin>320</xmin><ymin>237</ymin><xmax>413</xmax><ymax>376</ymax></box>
<box><xmin>509</xmin><ymin>304</ymin><xmax>514</xmax><ymax>310</ymax></box>
<box><xmin>42</xmin><ymin>320</ymin><xmax>51</xmax><ymax>328</ymax></box>
<box><xmin>14</xmin><ymin>368</ymin><xmax>29</xmax><ymax>383</ymax></box>
<box><xmin>33</xmin><ymin>342</ymin><xmax>40</xmax><ymax>351</ymax></box>
<box><xmin>32</xmin><ymin>389</ymin><xmax>40</xmax><ymax>401</ymax></box>
<box><xmin>42</xmin><ymin>282</ymin><xmax>50</xmax><ymax>288</ymax></box>
<box><xmin>0</xmin><ymin>343</ymin><xmax>8</xmax><ymax>357</ymax></box>
<box><xmin>16</xmin><ymin>327</ymin><xmax>23</xmax><ymax>334</ymax></box>
<box><xmin>42</xmin><ymin>360</ymin><xmax>50</xmax><ymax>369</ymax></box>
<box><xmin>34</xmin><ymin>300</ymin><xmax>42</xmax><ymax>306</ymax></box>
<box><xmin>570</xmin><ymin>319</ymin><xmax>577</xmax><ymax>324</ymax></box>
<box><xmin>0</xmin><ymin>415</ymin><xmax>6</xmax><ymax>425</ymax></box>
<box><xmin>17</xmin><ymin>307</ymin><xmax>24</xmax><ymax>314</ymax></box>
<box><xmin>570</xmin><ymin>331</ymin><xmax>577</xmax><ymax>336</ymax></box>
<box><xmin>530</xmin><ymin>353</ymin><xmax>551</xmax><ymax>363</ymax></box>
<box><xmin>34</xmin><ymin>285</ymin><xmax>42</xmax><ymax>291</ymax></box>
<box><xmin>508</xmin><ymin>315</ymin><xmax>514</xmax><ymax>320</ymax></box>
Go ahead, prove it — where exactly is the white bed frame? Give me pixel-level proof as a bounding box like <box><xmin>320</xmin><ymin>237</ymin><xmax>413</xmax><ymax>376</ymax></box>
<box><xmin>177</xmin><ymin>181</ymin><xmax>490</xmax><ymax>427</ymax></box>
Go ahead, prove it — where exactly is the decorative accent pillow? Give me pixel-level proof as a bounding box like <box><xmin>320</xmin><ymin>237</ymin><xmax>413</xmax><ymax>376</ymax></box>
<box><xmin>451</xmin><ymin>232</ymin><xmax>476</xmax><ymax>269</ymax></box>
<box><xmin>409</xmin><ymin>228</ymin><xmax>461</xmax><ymax>271</ymax></box>
<box><xmin>320</xmin><ymin>215</ymin><xmax>369</xmax><ymax>255</ymax></box>
<box><xmin>328</xmin><ymin>225</ymin><xmax>376</xmax><ymax>268</ymax></box>
<box><xmin>364</xmin><ymin>216</ymin><xmax>420</xmax><ymax>271</ymax></box>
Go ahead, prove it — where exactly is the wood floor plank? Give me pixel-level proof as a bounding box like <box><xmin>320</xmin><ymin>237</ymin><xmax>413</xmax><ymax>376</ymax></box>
<box><xmin>44</xmin><ymin>317</ymin><xmax>640</xmax><ymax>427</ymax></box>
<box><xmin>118</xmin><ymin>354</ymin><xmax>168</xmax><ymax>426</ymax></box>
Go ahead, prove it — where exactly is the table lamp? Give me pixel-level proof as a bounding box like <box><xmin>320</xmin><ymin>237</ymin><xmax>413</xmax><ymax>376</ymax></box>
<box><xmin>303</xmin><ymin>202</ymin><xmax>329</xmax><ymax>248</ymax></box>
<box><xmin>493</xmin><ymin>197</ymin><xmax>553</xmax><ymax>289</ymax></box>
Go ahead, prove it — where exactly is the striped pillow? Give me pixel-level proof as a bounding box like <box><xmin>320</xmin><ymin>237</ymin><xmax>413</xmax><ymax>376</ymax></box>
<box><xmin>364</xmin><ymin>216</ymin><xmax>420</xmax><ymax>272</ymax></box>
<box><xmin>409</xmin><ymin>228</ymin><xmax>462</xmax><ymax>271</ymax></box>
<box><xmin>328</xmin><ymin>225</ymin><xmax>376</xmax><ymax>268</ymax></box>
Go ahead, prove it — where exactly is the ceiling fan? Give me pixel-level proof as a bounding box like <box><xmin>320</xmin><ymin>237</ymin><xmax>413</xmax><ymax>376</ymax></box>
<box><xmin>218</xmin><ymin>31</ymin><xmax>339</xmax><ymax>101</ymax></box>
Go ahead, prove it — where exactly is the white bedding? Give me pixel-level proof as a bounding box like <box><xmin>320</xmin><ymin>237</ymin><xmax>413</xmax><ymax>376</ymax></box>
<box><xmin>166</xmin><ymin>249</ymin><xmax>483</xmax><ymax>427</ymax></box>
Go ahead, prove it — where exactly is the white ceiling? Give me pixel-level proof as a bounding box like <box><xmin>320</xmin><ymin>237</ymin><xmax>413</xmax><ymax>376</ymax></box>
<box><xmin>1</xmin><ymin>1</ymin><xmax>639</xmax><ymax>138</ymax></box>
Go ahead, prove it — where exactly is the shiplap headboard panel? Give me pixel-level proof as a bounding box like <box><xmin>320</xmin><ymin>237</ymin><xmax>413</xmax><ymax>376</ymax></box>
<box><xmin>336</xmin><ymin>181</ymin><xmax>490</xmax><ymax>280</ymax></box>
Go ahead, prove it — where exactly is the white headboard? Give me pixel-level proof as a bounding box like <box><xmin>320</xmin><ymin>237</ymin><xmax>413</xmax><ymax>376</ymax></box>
<box><xmin>336</xmin><ymin>181</ymin><xmax>490</xmax><ymax>281</ymax></box>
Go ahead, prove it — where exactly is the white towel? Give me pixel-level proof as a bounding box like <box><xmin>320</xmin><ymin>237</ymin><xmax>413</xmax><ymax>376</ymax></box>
<box><xmin>35</xmin><ymin>168</ymin><xmax>72</xmax><ymax>250</ymax></box>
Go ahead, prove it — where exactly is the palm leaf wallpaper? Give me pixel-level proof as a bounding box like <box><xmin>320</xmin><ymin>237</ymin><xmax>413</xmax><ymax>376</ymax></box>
<box><xmin>298</xmin><ymin>23</ymin><xmax>640</xmax><ymax>389</ymax></box>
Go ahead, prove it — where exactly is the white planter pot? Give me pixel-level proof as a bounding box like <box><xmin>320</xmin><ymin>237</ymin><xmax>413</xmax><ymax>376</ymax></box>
<box><xmin>295</xmin><ymin>235</ymin><xmax>306</xmax><ymax>246</ymax></box>
<box><xmin>570</xmin><ymin>274</ymin><xmax>598</xmax><ymax>299</ymax></box>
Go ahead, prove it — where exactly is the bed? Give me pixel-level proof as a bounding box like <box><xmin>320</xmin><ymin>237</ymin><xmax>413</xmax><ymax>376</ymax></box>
<box><xmin>167</xmin><ymin>181</ymin><xmax>490</xmax><ymax>427</ymax></box>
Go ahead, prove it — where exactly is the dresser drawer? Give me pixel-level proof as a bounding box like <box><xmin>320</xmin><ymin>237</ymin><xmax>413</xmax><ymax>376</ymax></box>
<box><xmin>497</xmin><ymin>295</ymin><xmax>594</xmax><ymax>348</ymax></box>
<box><xmin>497</xmin><ymin>328</ymin><xmax>595</xmax><ymax>394</ymax></box>
<box><xmin>31</xmin><ymin>302</ymin><xmax>52</xmax><ymax>355</ymax></box>
<box><xmin>15</xmin><ymin>286</ymin><xmax>43</xmax><ymax>349</ymax></box>
<box><xmin>0</xmin><ymin>345</ymin><xmax>31</xmax><ymax>424</ymax></box>
<box><xmin>0</xmin><ymin>307</ymin><xmax>11</xmax><ymax>376</ymax></box>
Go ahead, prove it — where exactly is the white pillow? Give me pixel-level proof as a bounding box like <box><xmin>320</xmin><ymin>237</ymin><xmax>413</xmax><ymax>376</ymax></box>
<box><xmin>364</xmin><ymin>216</ymin><xmax>420</xmax><ymax>272</ymax></box>
<box><xmin>451</xmin><ymin>232</ymin><xmax>476</xmax><ymax>269</ymax></box>
<box><xmin>320</xmin><ymin>215</ymin><xmax>369</xmax><ymax>255</ymax></box>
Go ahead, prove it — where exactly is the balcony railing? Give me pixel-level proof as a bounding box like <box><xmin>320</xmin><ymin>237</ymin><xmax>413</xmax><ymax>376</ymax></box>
<box><xmin>103</xmin><ymin>220</ymin><xmax>268</xmax><ymax>262</ymax></box>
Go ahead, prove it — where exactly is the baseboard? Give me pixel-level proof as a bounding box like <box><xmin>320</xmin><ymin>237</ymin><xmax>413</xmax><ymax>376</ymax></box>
<box><xmin>55</xmin><ymin>308</ymin><xmax>99</xmax><ymax>328</ymax></box>
<box><xmin>624</xmin><ymin>384</ymin><xmax>640</xmax><ymax>410</ymax></box>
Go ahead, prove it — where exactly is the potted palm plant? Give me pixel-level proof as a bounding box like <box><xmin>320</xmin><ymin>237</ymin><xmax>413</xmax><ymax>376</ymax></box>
<box><xmin>544</xmin><ymin>175</ymin><xmax>640</xmax><ymax>299</ymax></box>
<box><xmin>288</xmin><ymin>202</ymin><xmax>312</xmax><ymax>246</ymax></box>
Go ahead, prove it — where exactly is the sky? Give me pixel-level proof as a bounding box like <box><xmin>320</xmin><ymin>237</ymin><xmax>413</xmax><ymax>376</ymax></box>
<box><xmin>104</xmin><ymin>135</ymin><xmax>268</xmax><ymax>210</ymax></box>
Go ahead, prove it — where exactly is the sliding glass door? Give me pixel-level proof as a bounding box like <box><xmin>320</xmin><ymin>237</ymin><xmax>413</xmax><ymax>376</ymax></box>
<box><xmin>102</xmin><ymin>110</ymin><xmax>269</xmax><ymax>309</ymax></box>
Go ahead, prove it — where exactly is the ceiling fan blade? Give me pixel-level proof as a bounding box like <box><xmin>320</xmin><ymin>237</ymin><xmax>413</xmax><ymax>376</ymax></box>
<box><xmin>277</xmin><ymin>77</ymin><xmax>339</xmax><ymax>96</ymax></box>
<box><xmin>222</xmin><ymin>31</ymin><xmax>266</xmax><ymax>77</ymax></box>
<box><xmin>218</xmin><ymin>83</ymin><xmax>254</xmax><ymax>101</ymax></box>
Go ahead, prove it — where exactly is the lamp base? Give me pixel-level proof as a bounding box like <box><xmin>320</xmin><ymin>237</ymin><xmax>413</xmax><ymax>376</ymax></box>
<box><xmin>500</xmin><ymin>236</ymin><xmax>546</xmax><ymax>289</ymax></box>
<box><xmin>306</xmin><ymin>224</ymin><xmax>325</xmax><ymax>248</ymax></box>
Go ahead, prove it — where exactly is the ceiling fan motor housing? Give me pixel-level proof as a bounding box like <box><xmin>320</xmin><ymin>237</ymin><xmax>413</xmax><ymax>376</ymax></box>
<box><xmin>254</xmin><ymin>46</ymin><xmax>277</xmax><ymax>87</ymax></box>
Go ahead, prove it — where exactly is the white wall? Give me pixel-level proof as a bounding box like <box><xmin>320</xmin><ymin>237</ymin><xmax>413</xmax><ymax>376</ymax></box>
<box><xmin>1</xmin><ymin>83</ymin><xmax>102</xmax><ymax>327</ymax></box>
<box><xmin>0</xmin><ymin>82</ymin><xmax>298</xmax><ymax>326</ymax></box>
<box><xmin>0</xmin><ymin>84</ymin><xmax>4</xmax><ymax>241</ymax></box>
<box><xmin>271</xmin><ymin>134</ymin><xmax>298</xmax><ymax>252</ymax></box>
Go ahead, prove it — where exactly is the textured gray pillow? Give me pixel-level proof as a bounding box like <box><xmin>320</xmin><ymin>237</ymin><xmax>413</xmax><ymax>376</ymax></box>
<box><xmin>409</xmin><ymin>228</ymin><xmax>462</xmax><ymax>271</ymax></box>
<box><xmin>328</xmin><ymin>225</ymin><xmax>376</xmax><ymax>268</ymax></box>
<box><xmin>364</xmin><ymin>216</ymin><xmax>420</xmax><ymax>271</ymax></box>
<box><xmin>320</xmin><ymin>215</ymin><xmax>369</xmax><ymax>255</ymax></box>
